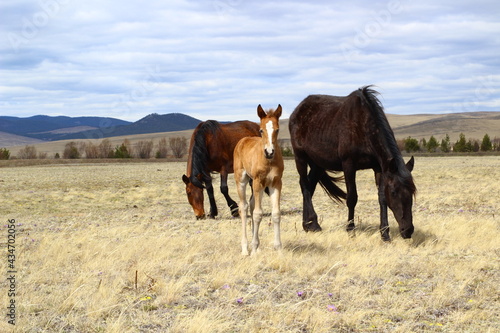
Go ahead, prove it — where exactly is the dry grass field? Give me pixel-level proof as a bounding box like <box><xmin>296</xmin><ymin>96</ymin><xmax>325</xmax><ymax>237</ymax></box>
<box><xmin>0</xmin><ymin>156</ymin><xmax>498</xmax><ymax>332</ymax></box>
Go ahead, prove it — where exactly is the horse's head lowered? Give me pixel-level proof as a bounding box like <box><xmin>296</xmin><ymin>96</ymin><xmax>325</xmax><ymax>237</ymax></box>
<box><xmin>380</xmin><ymin>156</ymin><xmax>416</xmax><ymax>238</ymax></box>
<box><xmin>182</xmin><ymin>174</ymin><xmax>205</xmax><ymax>219</ymax></box>
<box><xmin>257</xmin><ymin>104</ymin><xmax>282</xmax><ymax>159</ymax></box>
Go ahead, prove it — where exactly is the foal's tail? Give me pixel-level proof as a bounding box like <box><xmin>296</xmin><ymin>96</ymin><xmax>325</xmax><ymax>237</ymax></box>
<box><xmin>318</xmin><ymin>170</ymin><xmax>347</xmax><ymax>203</ymax></box>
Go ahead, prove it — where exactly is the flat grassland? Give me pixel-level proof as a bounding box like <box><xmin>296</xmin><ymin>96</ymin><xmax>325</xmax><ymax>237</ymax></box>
<box><xmin>0</xmin><ymin>156</ymin><xmax>498</xmax><ymax>332</ymax></box>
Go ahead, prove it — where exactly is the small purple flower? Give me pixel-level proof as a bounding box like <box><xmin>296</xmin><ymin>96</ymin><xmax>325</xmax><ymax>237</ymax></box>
<box><xmin>236</xmin><ymin>297</ymin><xmax>243</xmax><ymax>304</ymax></box>
<box><xmin>327</xmin><ymin>304</ymin><xmax>338</xmax><ymax>312</ymax></box>
<box><xmin>328</xmin><ymin>293</ymin><xmax>333</xmax><ymax>298</ymax></box>
<box><xmin>297</xmin><ymin>291</ymin><xmax>304</xmax><ymax>297</ymax></box>
<box><xmin>222</xmin><ymin>284</ymin><xmax>230</xmax><ymax>290</ymax></box>
<box><xmin>458</xmin><ymin>209</ymin><xmax>464</xmax><ymax>213</ymax></box>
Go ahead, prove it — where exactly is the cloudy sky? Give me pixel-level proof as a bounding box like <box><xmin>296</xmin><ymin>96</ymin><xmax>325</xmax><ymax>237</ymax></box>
<box><xmin>1</xmin><ymin>0</ymin><xmax>499</xmax><ymax>122</ymax></box>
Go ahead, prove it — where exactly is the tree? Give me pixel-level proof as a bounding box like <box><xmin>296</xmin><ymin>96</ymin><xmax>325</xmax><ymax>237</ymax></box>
<box><xmin>403</xmin><ymin>136</ymin><xmax>420</xmax><ymax>153</ymax></box>
<box><xmin>480</xmin><ymin>134</ymin><xmax>492</xmax><ymax>152</ymax></box>
<box><xmin>135</xmin><ymin>140</ymin><xmax>154</xmax><ymax>159</ymax></box>
<box><xmin>169</xmin><ymin>137</ymin><xmax>187</xmax><ymax>158</ymax></box>
<box><xmin>426</xmin><ymin>135</ymin><xmax>439</xmax><ymax>152</ymax></box>
<box><xmin>98</xmin><ymin>139</ymin><xmax>114</xmax><ymax>158</ymax></box>
<box><xmin>84</xmin><ymin>142</ymin><xmax>100</xmax><ymax>159</ymax></box>
<box><xmin>17</xmin><ymin>145</ymin><xmax>37</xmax><ymax>159</ymax></box>
<box><xmin>156</xmin><ymin>137</ymin><xmax>168</xmax><ymax>158</ymax></box>
<box><xmin>440</xmin><ymin>134</ymin><xmax>451</xmax><ymax>153</ymax></box>
<box><xmin>114</xmin><ymin>143</ymin><xmax>131</xmax><ymax>158</ymax></box>
<box><xmin>454</xmin><ymin>133</ymin><xmax>467</xmax><ymax>152</ymax></box>
<box><xmin>63</xmin><ymin>142</ymin><xmax>80</xmax><ymax>159</ymax></box>
<box><xmin>0</xmin><ymin>148</ymin><xmax>10</xmax><ymax>160</ymax></box>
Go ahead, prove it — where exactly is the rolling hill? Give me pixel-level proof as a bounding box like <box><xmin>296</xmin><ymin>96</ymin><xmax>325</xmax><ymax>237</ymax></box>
<box><xmin>2</xmin><ymin>111</ymin><xmax>500</xmax><ymax>157</ymax></box>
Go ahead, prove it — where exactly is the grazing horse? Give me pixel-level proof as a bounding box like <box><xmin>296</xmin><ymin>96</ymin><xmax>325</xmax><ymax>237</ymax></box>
<box><xmin>289</xmin><ymin>86</ymin><xmax>416</xmax><ymax>241</ymax></box>
<box><xmin>234</xmin><ymin>105</ymin><xmax>284</xmax><ymax>255</ymax></box>
<box><xmin>182</xmin><ymin>120</ymin><xmax>261</xmax><ymax>219</ymax></box>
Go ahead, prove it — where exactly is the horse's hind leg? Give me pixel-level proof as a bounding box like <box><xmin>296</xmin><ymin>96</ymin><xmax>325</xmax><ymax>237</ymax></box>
<box><xmin>220</xmin><ymin>172</ymin><xmax>238</xmax><ymax>217</ymax></box>
<box><xmin>294</xmin><ymin>153</ymin><xmax>320</xmax><ymax>232</ymax></box>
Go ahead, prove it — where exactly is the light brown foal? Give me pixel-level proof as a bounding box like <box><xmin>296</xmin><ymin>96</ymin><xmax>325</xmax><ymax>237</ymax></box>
<box><xmin>234</xmin><ymin>104</ymin><xmax>284</xmax><ymax>256</ymax></box>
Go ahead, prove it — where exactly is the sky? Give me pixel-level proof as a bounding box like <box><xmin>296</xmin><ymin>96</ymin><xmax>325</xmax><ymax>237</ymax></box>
<box><xmin>1</xmin><ymin>0</ymin><xmax>499</xmax><ymax>122</ymax></box>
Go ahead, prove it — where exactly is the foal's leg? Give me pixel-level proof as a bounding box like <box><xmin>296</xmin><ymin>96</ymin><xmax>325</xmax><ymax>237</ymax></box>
<box><xmin>343</xmin><ymin>162</ymin><xmax>358</xmax><ymax>233</ymax></box>
<box><xmin>206</xmin><ymin>178</ymin><xmax>218</xmax><ymax>219</ymax></box>
<box><xmin>237</xmin><ymin>174</ymin><xmax>250</xmax><ymax>255</ymax></box>
<box><xmin>251</xmin><ymin>182</ymin><xmax>264</xmax><ymax>255</ymax></box>
<box><xmin>294</xmin><ymin>153</ymin><xmax>320</xmax><ymax>231</ymax></box>
<box><xmin>269</xmin><ymin>184</ymin><xmax>282</xmax><ymax>251</ymax></box>
<box><xmin>375</xmin><ymin>172</ymin><xmax>390</xmax><ymax>241</ymax></box>
<box><xmin>220</xmin><ymin>172</ymin><xmax>238</xmax><ymax>217</ymax></box>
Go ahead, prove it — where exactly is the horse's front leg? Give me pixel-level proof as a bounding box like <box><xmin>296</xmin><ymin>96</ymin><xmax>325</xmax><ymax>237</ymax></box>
<box><xmin>206</xmin><ymin>178</ymin><xmax>218</xmax><ymax>219</ymax></box>
<box><xmin>220</xmin><ymin>172</ymin><xmax>238</xmax><ymax>217</ymax></box>
<box><xmin>295</xmin><ymin>153</ymin><xmax>320</xmax><ymax>231</ymax></box>
<box><xmin>375</xmin><ymin>172</ymin><xmax>390</xmax><ymax>241</ymax></box>
<box><xmin>269</xmin><ymin>184</ymin><xmax>282</xmax><ymax>251</ymax></box>
<box><xmin>343</xmin><ymin>163</ymin><xmax>358</xmax><ymax>234</ymax></box>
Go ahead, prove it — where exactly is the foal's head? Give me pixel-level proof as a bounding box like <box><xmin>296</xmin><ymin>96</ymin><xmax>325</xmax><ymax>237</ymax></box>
<box><xmin>257</xmin><ymin>104</ymin><xmax>282</xmax><ymax>159</ymax></box>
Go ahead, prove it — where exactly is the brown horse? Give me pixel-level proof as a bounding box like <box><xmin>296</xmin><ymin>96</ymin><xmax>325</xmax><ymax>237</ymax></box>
<box><xmin>234</xmin><ymin>105</ymin><xmax>284</xmax><ymax>255</ymax></box>
<box><xmin>182</xmin><ymin>120</ymin><xmax>260</xmax><ymax>219</ymax></box>
<box><xmin>289</xmin><ymin>86</ymin><xmax>416</xmax><ymax>241</ymax></box>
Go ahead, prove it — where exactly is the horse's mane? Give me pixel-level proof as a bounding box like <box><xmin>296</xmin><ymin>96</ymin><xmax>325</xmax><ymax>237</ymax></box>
<box><xmin>190</xmin><ymin>120</ymin><xmax>220</xmax><ymax>188</ymax></box>
<box><xmin>358</xmin><ymin>86</ymin><xmax>416</xmax><ymax>195</ymax></box>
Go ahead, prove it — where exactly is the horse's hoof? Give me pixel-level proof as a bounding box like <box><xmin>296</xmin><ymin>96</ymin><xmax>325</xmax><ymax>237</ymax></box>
<box><xmin>208</xmin><ymin>214</ymin><xmax>216</xmax><ymax>219</ymax></box>
<box><xmin>231</xmin><ymin>208</ymin><xmax>239</xmax><ymax>218</ymax></box>
<box><xmin>303</xmin><ymin>221</ymin><xmax>322</xmax><ymax>232</ymax></box>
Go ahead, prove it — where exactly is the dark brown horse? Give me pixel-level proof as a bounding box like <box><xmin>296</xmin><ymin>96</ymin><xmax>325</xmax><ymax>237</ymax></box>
<box><xmin>182</xmin><ymin>120</ymin><xmax>260</xmax><ymax>219</ymax></box>
<box><xmin>289</xmin><ymin>86</ymin><xmax>416</xmax><ymax>241</ymax></box>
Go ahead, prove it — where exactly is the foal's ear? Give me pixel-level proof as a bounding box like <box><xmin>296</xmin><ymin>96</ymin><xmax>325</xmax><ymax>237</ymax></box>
<box><xmin>257</xmin><ymin>104</ymin><xmax>267</xmax><ymax>119</ymax></box>
<box><xmin>406</xmin><ymin>156</ymin><xmax>415</xmax><ymax>172</ymax></box>
<box><xmin>182</xmin><ymin>174</ymin><xmax>190</xmax><ymax>185</ymax></box>
<box><xmin>275</xmin><ymin>104</ymin><xmax>282</xmax><ymax>118</ymax></box>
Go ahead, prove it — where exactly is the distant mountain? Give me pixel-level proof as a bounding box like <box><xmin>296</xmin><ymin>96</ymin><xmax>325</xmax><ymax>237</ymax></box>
<box><xmin>57</xmin><ymin>113</ymin><xmax>201</xmax><ymax>140</ymax></box>
<box><xmin>0</xmin><ymin>115</ymin><xmax>131</xmax><ymax>141</ymax></box>
<box><xmin>0</xmin><ymin>113</ymin><xmax>201</xmax><ymax>144</ymax></box>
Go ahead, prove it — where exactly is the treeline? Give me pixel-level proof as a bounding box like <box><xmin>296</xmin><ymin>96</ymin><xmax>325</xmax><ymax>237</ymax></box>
<box><xmin>400</xmin><ymin>133</ymin><xmax>500</xmax><ymax>153</ymax></box>
<box><xmin>0</xmin><ymin>137</ymin><xmax>188</xmax><ymax>160</ymax></box>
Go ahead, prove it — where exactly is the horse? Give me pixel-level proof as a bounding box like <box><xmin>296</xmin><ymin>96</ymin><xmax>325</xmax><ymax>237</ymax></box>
<box><xmin>289</xmin><ymin>86</ymin><xmax>416</xmax><ymax>241</ymax></box>
<box><xmin>182</xmin><ymin>120</ymin><xmax>261</xmax><ymax>219</ymax></box>
<box><xmin>234</xmin><ymin>105</ymin><xmax>284</xmax><ymax>255</ymax></box>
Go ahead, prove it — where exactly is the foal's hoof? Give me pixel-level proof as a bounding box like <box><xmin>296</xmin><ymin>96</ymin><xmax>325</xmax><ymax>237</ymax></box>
<box><xmin>303</xmin><ymin>221</ymin><xmax>322</xmax><ymax>232</ymax></box>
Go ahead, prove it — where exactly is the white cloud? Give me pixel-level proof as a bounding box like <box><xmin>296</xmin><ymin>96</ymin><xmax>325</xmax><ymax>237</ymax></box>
<box><xmin>1</xmin><ymin>0</ymin><xmax>499</xmax><ymax>122</ymax></box>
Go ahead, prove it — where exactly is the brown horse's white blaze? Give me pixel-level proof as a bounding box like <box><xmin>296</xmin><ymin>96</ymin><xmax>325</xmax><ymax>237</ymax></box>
<box><xmin>234</xmin><ymin>105</ymin><xmax>284</xmax><ymax>256</ymax></box>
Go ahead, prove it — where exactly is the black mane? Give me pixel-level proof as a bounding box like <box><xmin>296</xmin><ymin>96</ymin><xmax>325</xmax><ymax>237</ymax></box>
<box><xmin>190</xmin><ymin>120</ymin><xmax>221</xmax><ymax>188</ymax></box>
<box><xmin>358</xmin><ymin>86</ymin><xmax>416</xmax><ymax>195</ymax></box>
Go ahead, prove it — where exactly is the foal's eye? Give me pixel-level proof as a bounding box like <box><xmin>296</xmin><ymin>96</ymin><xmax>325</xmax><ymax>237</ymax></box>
<box><xmin>259</xmin><ymin>129</ymin><xmax>263</xmax><ymax>135</ymax></box>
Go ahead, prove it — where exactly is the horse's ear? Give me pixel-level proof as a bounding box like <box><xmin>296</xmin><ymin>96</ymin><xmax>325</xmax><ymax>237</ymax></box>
<box><xmin>257</xmin><ymin>104</ymin><xmax>267</xmax><ymax>119</ymax></box>
<box><xmin>275</xmin><ymin>104</ymin><xmax>282</xmax><ymax>118</ymax></box>
<box><xmin>387</xmin><ymin>158</ymin><xmax>398</xmax><ymax>173</ymax></box>
<box><xmin>406</xmin><ymin>156</ymin><xmax>415</xmax><ymax>172</ymax></box>
<box><xmin>182</xmin><ymin>174</ymin><xmax>190</xmax><ymax>185</ymax></box>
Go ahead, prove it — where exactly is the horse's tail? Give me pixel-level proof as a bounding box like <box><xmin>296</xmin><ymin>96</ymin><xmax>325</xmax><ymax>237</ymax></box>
<box><xmin>318</xmin><ymin>170</ymin><xmax>347</xmax><ymax>203</ymax></box>
<box><xmin>190</xmin><ymin>120</ymin><xmax>220</xmax><ymax>188</ymax></box>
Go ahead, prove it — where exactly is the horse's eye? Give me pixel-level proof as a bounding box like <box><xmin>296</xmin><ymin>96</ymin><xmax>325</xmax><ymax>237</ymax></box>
<box><xmin>259</xmin><ymin>129</ymin><xmax>263</xmax><ymax>135</ymax></box>
<box><xmin>276</xmin><ymin>129</ymin><xmax>279</xmax><ymax>134</ymax></box>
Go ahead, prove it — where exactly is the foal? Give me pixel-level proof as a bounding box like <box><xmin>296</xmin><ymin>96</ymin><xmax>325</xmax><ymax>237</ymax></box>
<box><xmin>234</xmin><ymin>105</ymin><xmax>284</xmax><ymax>256</ymax></box>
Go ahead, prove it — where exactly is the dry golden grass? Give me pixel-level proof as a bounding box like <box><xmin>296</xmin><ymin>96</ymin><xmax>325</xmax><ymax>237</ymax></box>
<box><xmin>0</xmin><ymin>157</ymin><xmax>498</xmax><ymax>332</ymax></box>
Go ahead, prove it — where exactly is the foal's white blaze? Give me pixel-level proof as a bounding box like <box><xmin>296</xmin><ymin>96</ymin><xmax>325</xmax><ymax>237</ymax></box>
<box><xmin>265</xmin><ymin>120</ymin><xmax>274</xmax><ymax>156</ymax></box>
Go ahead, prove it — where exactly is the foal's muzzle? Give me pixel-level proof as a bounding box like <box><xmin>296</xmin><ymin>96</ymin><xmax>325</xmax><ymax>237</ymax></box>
<box><xmin>265</xmin><ymin>149</ymin><xmax>275</xmax><ymax>159</ymax></box>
